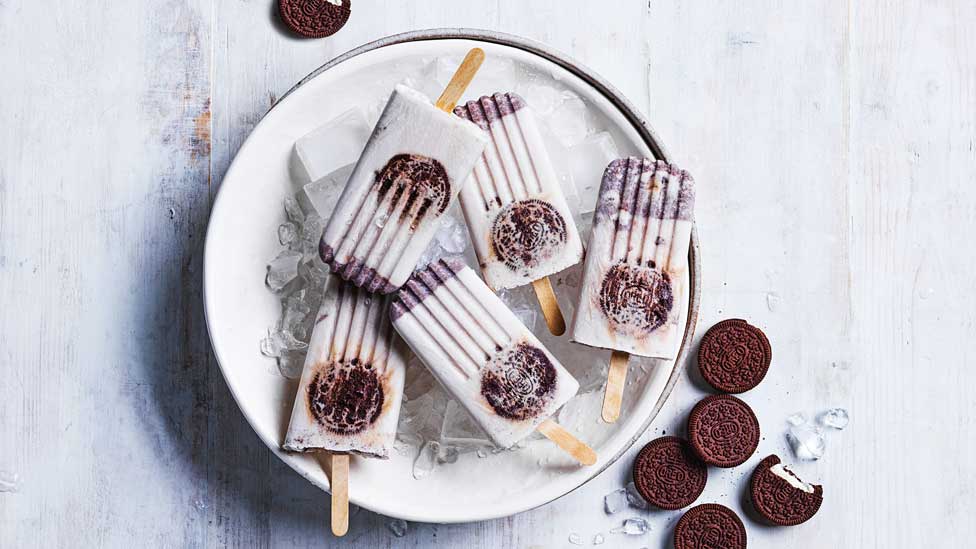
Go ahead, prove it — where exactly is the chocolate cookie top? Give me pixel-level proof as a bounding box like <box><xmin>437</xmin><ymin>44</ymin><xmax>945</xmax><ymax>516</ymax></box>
<box><xmin>750</xmin><ymin>454</ymin><xmax>823</xmax><ymax>526</ymax></box>
<box><xmin>687</xmin><ymin>394</ymin><xmax>760</xmax><ymax>468</ymax></box>
<box><xmin>632</xmin><ymin>436</ymin><xmax>708</xmax><ymax>510</ymax></box>
<box><xmin>674</xmin><ymin>504</ymin><xmax>747</xmax><ymax>549</ymax></box>
<box><xmin>278</xmin><ymin>0</ymin><xmax>351</xmax><ymax>39</ymax></box>
<box><xmin>697</xmin><ymin>318</ymin><xmax>771</xmax><ymax>393</ymax></box>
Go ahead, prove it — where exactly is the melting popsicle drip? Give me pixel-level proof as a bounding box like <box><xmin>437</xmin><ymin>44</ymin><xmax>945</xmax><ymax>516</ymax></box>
<box><xmin>599</xmin><ymin>263</ymin><xmax>673</xmax><ymax>337</ymax></box>
<box><xmin>307</xmin><ymin>360</ymin><xmax>385</xmax><ymax>435</ymax></box>
<box><xmin>480</xmin><ymin>342</ymin><xmax>557</xmax><ymax>421</ymax></box>
<box><xmin>490</xmin><ymin>199</ymin><xmax>568</xmax><ymax>271</ymax></box>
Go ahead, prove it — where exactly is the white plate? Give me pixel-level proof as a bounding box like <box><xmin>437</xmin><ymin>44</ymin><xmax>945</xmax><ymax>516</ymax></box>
<box><xmin>204</xmin><ymin>30</ymin><xmax>700</xmax><ymax>523</ymax></box>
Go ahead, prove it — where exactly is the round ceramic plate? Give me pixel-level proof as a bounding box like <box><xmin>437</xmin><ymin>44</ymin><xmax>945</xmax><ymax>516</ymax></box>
<box><xmin>204</xmin><ymin>29</ymin><xmax>700</xmax><ymax>523</ymax></box>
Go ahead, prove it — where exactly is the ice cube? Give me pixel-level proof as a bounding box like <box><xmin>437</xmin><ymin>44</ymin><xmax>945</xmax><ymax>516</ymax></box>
<box><xmin>398</xmin><ymin>384</ymin><xmax>450</xmax><ymax>442</ymax></box>
<box><xmin>276</xmin><ymin>350</ymin><xmax>306</xmax><ymax>380</ymax></box>
<box><xmin>568</xmin><ymin>533</ymin><xmax>583</xmax><ymax>546</ymax></box>
<box><xmin>298</xmin><ymin>164</ymin><xmax>354</xmax><ymax>218</ymax></box>
<box><xmin>387</xmin><ymin>518</ymin><xmax>408</xmax><ymax>537</ymax></box>
<box><xmin>437</xmin><ymin>445</ymin><xmax>460</xmax><ymax>464</ymax></box>
<box><xmin>261</xmin><ymin>328</ymin><xmax>307</xmax><ymax>355</ymax></box>
<box><xmin>292</xmin><ymin>108</ymin><xmax>370</xmax><ymax>184</ymax></box>
<box><xmin>278</xmin><ymin>222</ymin><xmax>298</xmax><ymax>247</ymax></box>
<box><xmin>786</xmin><ymin>412</ymin><xmax>807</xmax><ymax>427</ymax></box>
<box><xmin>818</xmin><ymin>408</ymin><xmax>850</xmax><ymax>430</ymax></box>
<box><xmin>412</xmin><ymin>440</ymin><xmax>440</xmax><ymax>480</ymax></box>
<box><xmin>470</xmin><ymin>57</ymin><xmax>519</xmax><ymax>94</ymax></box>
<box><xmin>604</xmin><ymin>488</ymin><xmax>628</xmax><ymax>514</ymax></box>
<box><xmin>440</xmin><ymin>400</ymin><xmax>492</xmax><ymax>450</ymax></box>
<box><xmin>625</xmin><ymin>482</ymin><xmax>648</xmax><ymax>510</ymax></box>
<box><xmin>592</xmin><ymin>533</ymin><xmax>605</xmax><ymax>545</ymax></box>
<box><xmin>434</xmin><ymin>214</ymin><xmax>468</xmax><ymax>254</ymax></box>
<box><xmin>520</xmin><ymin>82</ymin><xmax>565</xmax><ymax>116</ymax></box>
<box><xmin>766</xmin><ymin>292</ymin><xmax>782</xmax><ymax>312</ymax></box>
<box><xmin>547</xmin><ymin>91</ymin><xmax>592</xmax><ymax>147</ymax></box>
<box><xmin>511</xmin><ymin>307</ymin><xmax>538</xmax><ymax>332</ymax></box>
<box><xmin>0</xmin><ymin>471</ymin><xmax>21</xmax><ymax>493</ymax></box>
<box><xmin>298</xmin><ymin>215</ymin><xmax>325</xmax><ymax>261</ymax></box>
<box><xmin>611</xmin><ymin>518</ymin><xmax>650</xmax><ymax>536</ymax></box>
<box><xmin>568</xmin><ymin>132</ymin><xmax>619</xmax><ymax>215</ymax></box>
<box><xmin>266</xmin><ymin>250</ymin><xmax>302</xmax><ymax>292</ymax></box>
<box><xmin>787</xmin><ymin>423</ymin><xmax>826</xmax><ymax>460</ymax></box>
<box><xmin>284</xmin><ymin>197</ymin><xmax>304</xmax><ymax>224</ymax></box>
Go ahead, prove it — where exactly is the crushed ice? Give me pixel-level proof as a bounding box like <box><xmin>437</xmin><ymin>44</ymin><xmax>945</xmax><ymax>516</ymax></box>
<box><xmin>818</xmin><ymin>408</ymin><xmax>850</xmax><ymax>430</ymax></box>
<box><xmin>387</xmin><ymin>518</ymin><xmax>408</xmax><ymax>537</ymax></box>
<box><xmin>611</xmin><ymin>517</ymin><xmax>650</xmax><ymax>536</ymax></box>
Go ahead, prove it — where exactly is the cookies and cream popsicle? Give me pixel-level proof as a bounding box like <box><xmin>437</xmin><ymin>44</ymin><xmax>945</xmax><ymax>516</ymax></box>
<box><xmin>571</xmin><ymin>157</ymin><xmax>695</xmax><ymax>422</ymax></box>
<box><xmin>283</xmin><ymin>275</ymin><xmax>406</xmax><ymax>458</ymax></box>
<box><xmin>391</xmin><ymin>258</ymin><xmax>595</xmax><ymax>465</ymax></box>
<box><xmin>318</xmin><ymin>84</ymin><xmax>488</xmax><ymax>294</ymax></box>
<box><xmin>282</xmin><ymin>274</ymin><xmax>407</xmax><ymax>537</ymax></box>
<box><xmin>453</xmin><ymin>93</ymin><xmax>583</xmax><ymax>288</ymax></box>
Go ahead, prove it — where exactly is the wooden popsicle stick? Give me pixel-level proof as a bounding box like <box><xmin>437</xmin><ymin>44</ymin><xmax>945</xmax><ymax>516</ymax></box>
<box><xmin>434</xmin><ymin>48</ymin><xmax>485</xmax><ymax>112</ymax></box>
<box><xmin>536</xmin><ymin>418</ymin><xmax>597</xmax><ymax>466</ymax></box>
<box><xmin>330</xmin><ymin>453</ymin><xmax>350</xmax><ymax>537</ymax></box>
<box><xmin>531</xmin><ymin>277</ymin><xmax>566</xmax><ymax>336</ymax></box>
<box><xmin>601</xmin><ymin>351</ymin><xmax>630</xmax><ymax>423</ymax></box>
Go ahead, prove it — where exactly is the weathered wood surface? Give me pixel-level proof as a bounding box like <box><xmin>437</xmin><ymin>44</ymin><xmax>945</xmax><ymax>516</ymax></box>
<box><xmin>1</xmin><ymin>1</ymin><xmax>974</xmax><ymax>547</ymax></box>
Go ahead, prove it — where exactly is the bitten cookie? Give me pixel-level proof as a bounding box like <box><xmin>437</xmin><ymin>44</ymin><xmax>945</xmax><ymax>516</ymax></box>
<box><xmin>697</xmin><ymin>318</ymin><xmax>771</xmax><ymax>393</ymax></box>
<box><xmin>632</xmin><ymin>436</ymin><xmax>708</xmax><ymax>510</ymax></box>
<box><xmin>674</xmin><ymin>504</ymin><xmax>747</xmax><ymax>549</ymax></box>
<box><xmin>750</xmin><ymin>454</ymin><xmax>824</xmax><ymax>526</ymax></box>
<box><xmin>687</xmin><ymin>394</ymin><xmax>760</xmax><ymax>467</ymax></box>
<box><xmin>278</xmin><ymin>0</ymin><xmax>351</xmax><ymax>38</ymax></box>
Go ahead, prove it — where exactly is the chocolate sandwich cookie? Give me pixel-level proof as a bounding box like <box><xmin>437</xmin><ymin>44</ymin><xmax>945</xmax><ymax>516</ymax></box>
<box><xmin>674</xmin><ymin>504</ymin><xmax>747</xmax><ymax>549</ymax></box>
<box><xmin>279</xmin><ymin>0</ymin><xmax>351</xmax><ymax>39</ymax></box>
<box><xmin>632</xmin><ymin>436</ymin><xmax>708</xmax><ymax>510</ymax></box>
<box><xmin>687</xmin><ymin>394</ymin><xmax>760</xmax><ymax>468</ymax></box>
<box><xmin>750</xmin><ymin>454</ymin><xmax>823</xmax><ymax>526</ymax></box>
<box><xmin>697</xmin><ymin>318</ymin><xmax>771</xmax><ymax>393</ymax></box>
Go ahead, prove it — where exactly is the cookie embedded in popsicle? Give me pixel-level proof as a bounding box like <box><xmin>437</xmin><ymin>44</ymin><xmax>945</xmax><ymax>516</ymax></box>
<box><xmin>453</xmin><ymin>92</ymin><xmax>584</xmax><ymax>335</ymax></box>
<box><xmin>570</xmin><ymin>157</ymin><xmax>696</xmax><ymax>423</ymax></box>
<box><xmin>318</xmin><ymin>49</ymin><xmax>489</xmax><ymax>295</ymax></box>
<box><xmin>390</xmin><ymin>258</ymin><xmax>596</xmax><ymax>466</ymax></box>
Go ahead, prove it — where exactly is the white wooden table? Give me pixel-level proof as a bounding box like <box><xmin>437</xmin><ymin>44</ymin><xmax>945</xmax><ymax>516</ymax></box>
<box><xmin>2</xmin><ymin>1</ymin><xmax>974</xmax><ymax>547</ymax></box>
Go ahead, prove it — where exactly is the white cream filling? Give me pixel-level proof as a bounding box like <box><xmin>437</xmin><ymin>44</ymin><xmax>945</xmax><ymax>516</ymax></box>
<box><xmin>771</xmin><ymin>463</ymin><xmax>815</xmax><ymax>493</ymax></box>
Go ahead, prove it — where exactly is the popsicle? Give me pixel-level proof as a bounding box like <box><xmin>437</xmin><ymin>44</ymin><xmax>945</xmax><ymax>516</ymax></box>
<box><xmin>283</xmin><ymin>274</ymin><xmax>406</xmax><ymax>535</ymax></box>
<box><xmin>570</xmin><ymin>157</ymin><xmax>695</xmax><ymax>423</ymax></box>
<box><xmin>318</xmin><ymin>49</ymin><xmax>489</xmax><ymax>295</ymax></box>
<box><xmin>453</xmin><ymin>93</ymin><xmax>583</xmax><ymax>335</ymax></box>
<box><xmin>391</xmin><ymin>257</ymin><xmax>596</xmax><ymax>465</ymax></box>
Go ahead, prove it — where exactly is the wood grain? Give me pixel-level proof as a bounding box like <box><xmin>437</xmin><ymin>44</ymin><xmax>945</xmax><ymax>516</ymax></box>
<box><xmin>601</xmin><ymin>351</ymin><xmax>630</xmax><ymax>423</ymax></box>
<box><xmin>531</xmin><ymin>277</ymin><xmax>567</xmax><ymax>336</ymax></box>
<box><xmin>1</xmin><ymin>0</ymin><xmax>974</xmax><ymax>547</ymax></box>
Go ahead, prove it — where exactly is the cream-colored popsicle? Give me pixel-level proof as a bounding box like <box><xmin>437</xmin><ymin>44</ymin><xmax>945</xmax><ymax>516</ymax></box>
<box><xmin>453</xmin><ymin>93</ymin><xmax>583</xmax><ymax>291</ymax></box>
<box><xmin>283</xmin><ymin>275</ymin><xmax>406</xmax><ymax>458</ymax></box>
<box><xmin>390</xmin><ymin>258</ymin><xmax>593</xmax><ymax>463</ymax></box>
<box><xmin>572</xmin><ymin>157</ymin><xmax>695</xmax><ymax>358</ymax></box>
<box><xmin>571</xmin><ymin>158</ymin><xmax>694</xmax><ymax>423</ymax></box>
<box><xmin>318</xmin><ymin>84</ymin><xmax>488</xmax><ymax>294</ymax></box>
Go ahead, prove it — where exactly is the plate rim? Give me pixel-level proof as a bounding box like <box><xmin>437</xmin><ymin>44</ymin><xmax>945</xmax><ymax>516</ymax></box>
<box><xmin>204</xmin><ymin>27</ymin><xmax>701</xmax><ymax>523</ymax></box>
